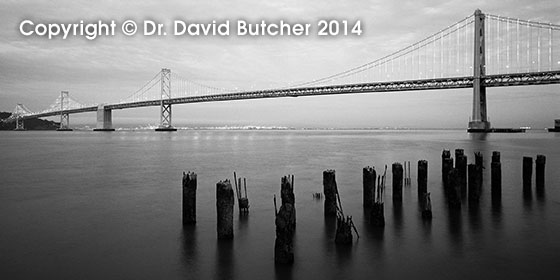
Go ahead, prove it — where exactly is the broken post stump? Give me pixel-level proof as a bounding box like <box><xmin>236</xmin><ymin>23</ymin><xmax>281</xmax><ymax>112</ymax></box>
<box><xmin>392</xmin><ymin>163</ymin><xmax>403</xmax><ymax>203</ymax></box>
<box><xmin>417</xmin><ymin>160</ymin><xmax>428</xmax><ymax>199</ymax></box>
<box><xmin>274</xmin><ymin>202</ymin><xmax>295</xmax><ymax>264</ymax></box>
<box><xmin>281</xmin><ymin>175</ymin><xmax>296</xmax><ymax>227</ymax></box>
<box><xmin>363</xmin><ymin>166</ymin><xmax>376</xmax><ymax>208</ymax></box>
<box><xmin>182</xmin><ymin>171</ymin><xmax>197</xmax><ymax>225</ymax></box>
<box><xmin>370</xmin><ymin>169</ymin><xmax>386</xmax><ymax>227</ymax></box>
<box><xmin>216</xmin><ymin>180</ymin><xmax>234</xmax><ymax>240</ymax></box>
<box><xmin>536</xmin><ymin>155</ymin><xmax>546</xmax><ymax>192</ymax></box>
<box><xmin>491</xmin><ymin>152</ymin><xmax>501</xmax><ymax>204</ymax></box>
<box><xmin>323</xmin><ymin>170</ymin><xmax>338</xmax><ymax>216</ymax></box>
<box><xmin>523</xmin><ymin>156</ymin><xmax>533</xmax><ymax>197</ymax></box>
<box><xmin>447</xmin><ymin>168</ymin><xmax>461</xmax><ymax>209</ymax></box>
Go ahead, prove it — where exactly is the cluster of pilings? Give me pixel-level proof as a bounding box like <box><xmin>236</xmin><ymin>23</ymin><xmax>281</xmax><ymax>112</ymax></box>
<box><xmin>180</xmin><ymin>152</ymin><xmax>547</xmax><ymax>264</ymax></box>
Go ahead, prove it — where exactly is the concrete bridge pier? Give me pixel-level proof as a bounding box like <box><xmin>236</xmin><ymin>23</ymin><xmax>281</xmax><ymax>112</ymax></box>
<box><xmin>93</xmin><ymin>105</ymin><xmax>115</xmax><ymax>131</ymax></box>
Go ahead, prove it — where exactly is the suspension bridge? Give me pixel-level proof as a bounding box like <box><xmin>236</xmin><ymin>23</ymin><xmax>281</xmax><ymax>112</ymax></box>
<box><xmin>2</xmin><ymin>10</ymin><xmax>560</xmax><ymax>132</ymax></box>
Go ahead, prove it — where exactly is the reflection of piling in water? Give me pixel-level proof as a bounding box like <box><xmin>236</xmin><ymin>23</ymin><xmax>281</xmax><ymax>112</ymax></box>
<box><xmin>523</xmin><ymin>157</ymin><xmax>533</xmax><ymax>198</ymax></box>
<box><xmin>392</xmin><ymin>163</ymin><xmax>403</xmax><ymax>203</ymax></box>
<box><xmin>417</xmin><ymin>160</ymin><xmax>428</xmax><ymax>200</ymax></box>
<box><xmin>491</xmin><ymin>152</ymin><xmax>501</xmax><ymax>205</ymax></box>
<box><xmin>275</xmin><ymin>175</ymin><xmax>296</xmax><ymax>264</ymax></box>
<box><xmin>323</xmin><ymin>170</ymin><xmax>338</xmax><ymax>216</ymax></box>
<box><xmin>536</xmin><ymin>155</ymin><xmax>546</xmax><ymax>193</ymax></box>
<box><xmin>370</xmin><ymin>166</ymin><xmax>387</xmax><ymax>227</ymax></box>
<box><xmin>443</xmin><ymin>158</ymin><xmax>454</xmax><ymax>190</ymax></box>
<box><xmin>468</xmin><ymin>164</ymin><xmax>481</xmax><ymax>206</ymax></box>
<box><xmin>447</xmin><ymin>168</ymin><xmax>461</xmax><ymax>209</ymax></box>
<box><xmin>422</xmin><ymin>193</ymin><xmax>432</xmax><ymax>220</ymax></box>
<box><xmin>335</xmin><ymin>215</ymin><xmax>355</xmax><ymax>244</ymax></box>
<box><xmin>455</xmin><ymin>149</ymin><xmax>467</xmax><ymax>196</ymax></box>
<box><xmin>363</xmin><ymin>166</ymin><xmax>376</xmax><ymax>208</ymax></box>
<box><xmin>216</xmin><ymin>180</ymin><xmax>234</xmax><ymax>240</ymax></box>
<box><xmin>475</xmin><ymin>152</ymin><xmax>484</xmax><ymax>181</ymax></box>
<box><xmin>182</xmin><ymin>171</ymin><xmax>197</xmax><ymax>225</ymax></box>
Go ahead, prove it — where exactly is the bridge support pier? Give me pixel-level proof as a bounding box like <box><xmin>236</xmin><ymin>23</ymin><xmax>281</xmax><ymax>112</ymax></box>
<box><xmin>469</xmin><ymin>9</ymin><xmax>491</xmax><ymax>132</ymax></box>
<box><xmin>156</xmin><ymin>68</ymin><xmax>177</xmax><ymax>132</ymax></box>
<box><xmin>93</xmin><ymin>105</ymin><xmax>115</xmax><ymax>131</ymax></box>
<box><xmin>57</xmin><ymin>91</ymin><xmax>73</xmax><ymax>131</ymax></box>
<box><xmin>15</xmin><ymin>116</ymin><xmax>25</xmax><ymax>131</ymax></box>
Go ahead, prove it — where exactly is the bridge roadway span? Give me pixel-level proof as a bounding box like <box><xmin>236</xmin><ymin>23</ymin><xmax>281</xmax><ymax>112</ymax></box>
<box><xmin>24</xmin><ymin>70</ymin><xmax>560</xmax><ymax>120</ymax></box>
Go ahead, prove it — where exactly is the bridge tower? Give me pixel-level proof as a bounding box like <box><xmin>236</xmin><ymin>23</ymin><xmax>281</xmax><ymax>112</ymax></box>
<box><xmin>156</xmin><ymin>68</ymin><xmax>177</xmax><ymax>131</ymax></box>
<box><xmin>57</xmin><ymin>91</ymin><xmax>73</xmax><ymax>131</ymax></box>
<box><xmin>469</xmin><ymin>9</ymin><xmax>491</xmax><ymax>131</ymax></box>
<box><xmin>14</xmin><ymin>104</ymin><xmax>26</xmax><ymax>131</ymax></box>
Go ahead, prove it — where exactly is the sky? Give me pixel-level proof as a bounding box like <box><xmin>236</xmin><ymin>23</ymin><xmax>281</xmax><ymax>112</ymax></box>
<box><xmin>0</xmin><ymin>0</ymin><xmax>559</xmax><ymax>129</ymax></box>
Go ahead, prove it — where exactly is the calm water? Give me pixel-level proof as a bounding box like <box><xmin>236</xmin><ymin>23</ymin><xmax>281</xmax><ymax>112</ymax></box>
<box><xmin>1</xmin><ymin>130</ymin><xmax>559</xmax><ymax>279</ymax></box>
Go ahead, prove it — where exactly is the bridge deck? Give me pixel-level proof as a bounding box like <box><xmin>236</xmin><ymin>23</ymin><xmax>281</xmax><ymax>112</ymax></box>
<box><xmin>20</xmin><ymin>70</ymin><xmax>560</xmax><ymax>120</ymax></box>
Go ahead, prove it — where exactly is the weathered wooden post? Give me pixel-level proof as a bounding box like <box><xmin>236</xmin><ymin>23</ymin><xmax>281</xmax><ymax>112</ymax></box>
<box><xmin>475</xmin><ymin>152</ymin><xmax>484</xmax><ymax>181</ymax></box>
<box><xmin>442</xmin><ymin>150</ymin><xmax>451</xmax><ymax>182</ymax></box>
<box><xmin>216</xmin><ymin>180</ymin><xmax>234</xmax><ymax>239</ymax></box>
<box><xmin>275</xmin><ymin>202</ymin><xmax>295</xmax><ymax>264</ymax></box>
<box><xmin>370</xmin><ymin>166</ymin><xmax>387</xmax><ymax>227</ymax></box>
<box><xmin>455</xmin><ymin>149</ymin><xmax>467</xmax><ymax>195</ymax></box>
<box><xmin>392</xmin><ymin>163</ymin><xmax>403</xmax><ymax>203</ymax></box>
<box><xmin>275</xmin><ymin>175</ymin><xmax>296</xmax><ymax>264</ymax></box>
<box><xmin>522</xmin><ymin>156</ymin><xmax>533</xmax><ymax>197</ymax></box>
<box><xmin>323</xmin><ymin>170</ymin><xmax>338</xmax><ymax>216</ymax></box>
<box><xmin>182</xmin><ymin>171</ymin><xmax>197</xmax><ymax>225</ymax></box>
<box><xmin>491</xmin><ymin>151</ymin><xmax>501</xmax><ymax>204</ymax></box>
<box><xmin>417</xmin><ymin>160</ymin><xmax>428</xmax><ymax>199</ymax></box>
<box><xmin>447</xmin><ymin>169</ymin><xmax>461</xmax><ymax>209</ymax></box>
<box><xmin>363</xmin><ymin>166</ymin><xmax>376</xmax><ymax>208</ymax></box>
<box><xmin>536</xmin><ymin>155</ymin><xmax>546</xmax><ymax>192</ymax></box>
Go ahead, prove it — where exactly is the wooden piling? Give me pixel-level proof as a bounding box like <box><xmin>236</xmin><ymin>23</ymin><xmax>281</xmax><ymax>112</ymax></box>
<box><xmin>442</xmin><ymin>149</ymin><xmax>451</xmax><ymax>181</ymax></box>
<box><xmin>475</xmin><ymin>152</ymin><xmax>484</xmax><ymax>181</ymax></box>
<box><xmin>182</xmin><ymin>171</ymin><xmax>197</xmax><ymax>225</ymax></box>
<box><xmin>491</xmin><ymin>152</ymin><xmax>501</xmax><ymax>203</ymax></box>
<box><xmin>442</xmin><ymin>158</ymin><xmax>454</xmax><ymax>189</ymax></box>
<box><xmin>447</xmin><ymin>168</ymin><xmax>461</xmax><ymax>209</ymax></box>
<box><xmin>455</xmin><ymin>150</ymin><xmax>467</xmax><ymax>195</ymax></box>
<box><xmin>392</xmin><ymin>163</ymin><xmax>403</xmax><ymax>203</ymax></box>
<box><xmin>523</xmin><ymin>156</ymin><xmax>533</xmax><ymax>196</ymax></box>
<box><xmin>370</xmin><ymin>166</ymin><xmax>387</xmax><ymax>227</ymax></box>
<box><xmin>274</xmin><ymin>202</ymin><xmax>295</xmax><ymax>264</ymax></box>
<box><xmin>216</xmin><ymin>180</ymin><xmax>234</xmax><ymax>240</ymax></box>
<box><xmin>323</xmin><ymin>170</ymin><xmax>338</xmax><ymax>216</ymax></box>
<box><xmin>536</xmin><ymin>155</ymin><xmax>546</xmax><ymax>192</ymax></box>
<box><xmin>417</xmin><ymin>160</ymin><xmax>428</xmax><ymax>199</ymax></box>
<box><xmin>363</xmin><ymin>166</ymin><xmax>376</xmax><ymax>208</ymax></box>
